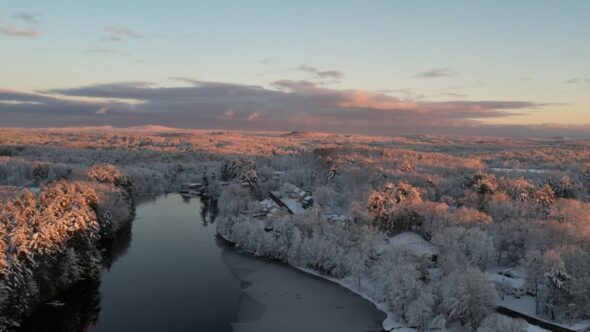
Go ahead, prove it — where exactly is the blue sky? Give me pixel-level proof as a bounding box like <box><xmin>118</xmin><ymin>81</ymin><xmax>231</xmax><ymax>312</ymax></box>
<box><xmin>1</xmin><ymin>1</ymin><xmax>589</xmax><ymax>136</ymax></box>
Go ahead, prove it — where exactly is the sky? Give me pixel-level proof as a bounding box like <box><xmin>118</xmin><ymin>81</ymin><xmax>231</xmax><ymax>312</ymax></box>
<box><xmin>1</xmin><ymin>0</ymin><xmax>589</xmax><ymax>137</ymax></box>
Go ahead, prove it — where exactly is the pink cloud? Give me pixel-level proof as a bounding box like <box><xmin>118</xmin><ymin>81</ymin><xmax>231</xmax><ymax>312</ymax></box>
<box><xmin>336</xmin><ymin>90</ymin><xmax>416</xmax><ymax>111</ymax></box>
<box><xmin>0</xmin><ymin>80</ymin><xmax>557</xmax><ymax>137</ymax></box>
<box><xmin>248</xmin><ymin>112</ymin><xmax>262</xmax><ymax>121</ymax></box>
<box><xmin>0</xmin><ymin>21</ymin><xmax>40</xmax><ymax>38</ymax></box>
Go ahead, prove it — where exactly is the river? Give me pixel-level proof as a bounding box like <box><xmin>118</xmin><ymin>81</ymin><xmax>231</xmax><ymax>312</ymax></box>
<box><xmin>18</xmin><ymin>194</ymin><xmax>385</xmax><ymax>332</ymax></box>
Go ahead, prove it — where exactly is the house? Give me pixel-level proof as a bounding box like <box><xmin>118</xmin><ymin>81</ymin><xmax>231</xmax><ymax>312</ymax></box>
<box><xmin>268</xmin><ymin>182</ymin><xmax>313</xmax><ymax>215</ymax></box>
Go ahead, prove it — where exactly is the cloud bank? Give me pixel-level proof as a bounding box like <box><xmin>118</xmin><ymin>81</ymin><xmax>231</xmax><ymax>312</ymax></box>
<box><xmin>0</xmin><ymin>80</ymin><xmax>585</xmax><ymax>138</ymax></box>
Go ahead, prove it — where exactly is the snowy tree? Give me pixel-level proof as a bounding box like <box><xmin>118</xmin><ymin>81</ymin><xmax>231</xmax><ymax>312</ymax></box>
<box><xmin>433</xmin><ymin>227</ymin><xmax>496</xmax><ymax>272</ymax></box>
<box><xmin>367</xmin><ymin>181</ymin><xmax>422</xmax><ymax>233</ymax></box>
<box><xmin>428</xmin><ymin>314</ymin><xmax>447</xmax><ymax>331</ymax></box>
<box><xmin>218</xmin><ymin>184</ymin><xmax>253</xmax><ymax>217</ymax></box>
<box><xmin>394</xmin><ymin>181</ymin><xmax>422</xmax><ymax>205</ymax></box>
<box><xmin>398</xmin><ymin>161</ymin><xmax>413</xmax><ymax>173</ymax></box>
<box><xmin>492</xmin><ymin>220</ymin><xmax>529</xmax><ymax>265</ymax></box>
<box><xmin>0</xmin><ymin>181</ymin><xmax>108</xmax><ymax>329</ymax></box>
<box><xmin>535</xmin><ymin>184</ymin><xmax>555</xmax><ymax>217</ymax></box>
<box><xmin>238</xmin><ymin>168</ymin><xmax>259</xmax><ymax>189</ymax></box>
<box><xmin>549</xmin><ymin>176</ymin><xmax>580</xmax><ymax>199</ymax></box>
<box><xmin>543</xmin><ymin>259</ymin><xmax>572</xmax><ymax>320</ymax></box>
<box><xmin>453</xmin><ymin>207</ymin><xmax>492</xmax><ymax>226</ymax></box>
<box><xmin>32</xmin><ymin>162</ymin><xmax>50</xmax><ymax>185</ymax></box>
<box><xmin>442</xmin><ymin>267</ymin><xmax>498</xmax><ymax>331</ymax></box>
<box><xmin>464</xmin><ymin>173</ymin><xmax>498</xmax><ymax>210</ymax></box>
<box><xmin>469</xmin><ymin>173</ymin><xmax>498</xmax><ymax>196</ymax></box>
<box><xmin>524</xmin><ymin>250</ymin><xmax>545</xmax><ymax>312</ymax></box>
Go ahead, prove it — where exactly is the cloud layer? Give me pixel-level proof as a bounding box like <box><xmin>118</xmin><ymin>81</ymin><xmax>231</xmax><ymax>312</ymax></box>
<box><xmin>0</xmin><ymin>79</ymin><xmax>573</xmax><ymax>137</ymax></box>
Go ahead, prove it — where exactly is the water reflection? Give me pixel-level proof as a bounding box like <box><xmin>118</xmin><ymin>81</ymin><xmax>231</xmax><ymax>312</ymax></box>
<box><xmin>17</xmin><ymin>280</ymin><xmax>101</xmax><ymax>332</ymax></box>
<box><xmin>18</xmin><ymin>214</ymin><xmax>135</xmax><ymax>332</ymax></box>
<box><xmin>200</xmin><ymin>197</ymin><xmax>218</xmax><ymax>226</ymax></box>
<box><xmin>101</xmin><ymin>223</ymin><xmax>133</xmax><ymax>271</ymax></box>
<box><xmin>88</xmin><ymin>195</ymin><xmax>240</xmax><ymax>332</ymax></box>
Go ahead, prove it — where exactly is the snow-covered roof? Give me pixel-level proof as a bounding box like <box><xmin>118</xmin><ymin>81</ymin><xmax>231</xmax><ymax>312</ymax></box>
<box><xmin>283</xmin><ymin>198</ymin><xmax>306</xmax><ymax>215</ymax></box>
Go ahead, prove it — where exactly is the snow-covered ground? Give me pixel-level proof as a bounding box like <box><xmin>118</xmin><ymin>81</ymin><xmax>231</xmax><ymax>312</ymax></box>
<box><xmin>500</xmin><ymin>295</ymin><xmax>590</xmax><ymax>331</ymax></box>
<box><xmin>383</xmin><ymin>232</ymin><xmax>437</xmax><ymax>257</ymax></box>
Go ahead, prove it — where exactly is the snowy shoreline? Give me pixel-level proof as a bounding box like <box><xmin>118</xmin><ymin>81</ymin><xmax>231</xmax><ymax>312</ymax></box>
<box><xmin>217</xmin><ymin>233</ymin><xmax>408</xmax><ymax>332</ymax></box>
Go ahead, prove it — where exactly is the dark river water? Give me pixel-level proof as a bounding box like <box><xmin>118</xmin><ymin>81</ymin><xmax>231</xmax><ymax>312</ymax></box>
<box><xmin>19</xmin><ymin>194</ymin><xmax>385</xmax><ymax>332</ymax></box>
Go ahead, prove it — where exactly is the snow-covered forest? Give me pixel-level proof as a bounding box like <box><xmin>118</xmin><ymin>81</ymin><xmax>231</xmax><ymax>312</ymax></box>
<box><xmin>1</xmin><ymin>127</ymin><xmax>590</xmax><ymax>331</ymax></box>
